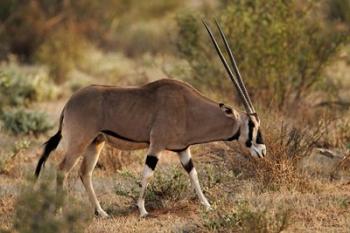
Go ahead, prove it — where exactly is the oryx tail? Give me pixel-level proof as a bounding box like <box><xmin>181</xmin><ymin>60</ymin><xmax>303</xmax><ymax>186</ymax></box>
<box><xmin>34</xmin><ymin>110</ymin><xmax>64</xmax><ymax>178</ymax></box>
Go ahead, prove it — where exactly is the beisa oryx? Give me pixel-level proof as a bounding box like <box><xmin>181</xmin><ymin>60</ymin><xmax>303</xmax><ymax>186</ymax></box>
<box><xmin>34</xmin><ymin>20</ymin><xmax>266</xmax><ymax>218</ymax></box>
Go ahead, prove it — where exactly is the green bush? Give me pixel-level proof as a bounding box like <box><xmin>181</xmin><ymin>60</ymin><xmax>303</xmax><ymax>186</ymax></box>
<box><xmin>115</xmin><ymin>21</ymin><xmax>175</xmax><ymax>57</ymax></box>
<box><xmin>1</xmin><ymin>108</ymin><xmax>53</xmax><ymax>135</ymax></box>
<box><xmin>0</xmin><ymin>139</ymin><xmax>31</xmax><ymax>175</ymax></box>
<box><xmin>202</xmin><ymin>201</ymin><xmax>290</xmax><ymax>233</ymax></box>
<box><xmin>13</xmin><ymin>177</ymin><xmax>91</xmax><ymax>233</ymax></box>
<box><xmin>148</xmin><ymin>166</ymin><xmax>189</xmax><ymax>202</ymax></box>
<box><xmin>115</xmin><ymin>166</ymin><xmax>190</xmax><ymax>208</ymax></box>
<box><xmin>176</xmin><ymin>0</ymin><xmax>349</xmax><ymax>109</ymax></box>
<box><xmin>35</xmin><ymin>27</ymin><xmax>90</xmax><ymax>83</ymax></box>
<box><xmin>327</xmin><ymin>0</ymin><xmax>350</xmax><ymax>27</ymax></box>
<box><xmin>0</xmin><ymin>60</ymin><xmax>58</xmax><ymax>109</ymax></box>
<box><xmin>0</xmin><ymin>0</ymin><xmax>184</xmax><ymax>60</ymax></box>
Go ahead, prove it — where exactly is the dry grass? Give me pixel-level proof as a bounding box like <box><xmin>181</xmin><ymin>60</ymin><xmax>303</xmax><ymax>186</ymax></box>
<box><xmin>0</xmin><ymin>125</ymin><xmax>349</xmax><ymax>233</ymax></box>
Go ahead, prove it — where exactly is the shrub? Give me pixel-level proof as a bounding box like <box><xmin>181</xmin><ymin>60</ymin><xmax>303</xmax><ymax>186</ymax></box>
<box><xmin>327</xmin><ymin>0</ymin><xmax>350</xmax><ymax>28</ymax></box>
<box><xmin>1</xmin><ymin>108</ymin><xmax>53</xmax><ymax>135</ymax></box>
<box><xmin>97</xmin><ymin>146</ymin><xmax>144</xmax><ymax>174</ymax></box>
<box><xmin>176</xmin><ymin>0</ymin><xmax>349</xmax><ymax>110</ymax></box>
<box><xmin>221</xmin><ymin>110</ymin><xmax>324</xmax><ymax>192</ymax></box>
<box><xmin>202</xmin><ymin>200</ymin><xmax>290</xmax><ymax>233</ymax></box>
<box><xmin>0</xmin><ymin>0</ymin><xmax>184</xmax><ymax>60</ymax></box>
<box><xmin>0</xmin><ymin>60</ymin><xmax>58</xmax><ymax>109</ymax></box>
<box><xmin>13</xmin><ymin>176</ymin><xmax>91</xmax><ymax>233</ymax></box>
<box><xmin>115</xmin><ymin>166</ymin><xmax>190</xmax><ymax>209</ymax></box>
<box><xmin>148</xmin><ymin>166</ymin><xmax>189</xmax><ymax>202</ymax></box>
<box><xmin>35</xmin><ymin>27</ymin><xmax>90</xmax><ymax>83</ymax></box>
<box><xmin>0</xmin><ymin>139</ymin><xmax>31</xmax><ymax>175</ymax></box>
<box><xmin>115</xmin><ymin>21</ymin><xmax>175</xmax><ymax>57</ymax></box>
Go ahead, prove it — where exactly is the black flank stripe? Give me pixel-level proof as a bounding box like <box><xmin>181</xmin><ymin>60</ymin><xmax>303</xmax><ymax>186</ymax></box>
<box><xmin>101</xmin><ymin>129</ymin><xmax>148</xmax><ymax>143</ymax></box>
<box><xmin>146</xmin><ymin>155</ymin><xmax>158</xmax><ymax>170</ymax></box>
<box><xmin>170</xmin><ymin>147</ymin><xmax>188</xmax><ymax>153</ymax></box>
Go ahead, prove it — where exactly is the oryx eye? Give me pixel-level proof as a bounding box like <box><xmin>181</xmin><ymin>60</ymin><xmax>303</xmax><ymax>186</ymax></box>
<box><xmin>219</xmin><ymin>103</ymin><xmax>233</xmax><ymax>115</ymax></box>
<box><xmin>224</xmin><ymin>108</ymin><xmax>232</xmax><ymax>114</ymax></box>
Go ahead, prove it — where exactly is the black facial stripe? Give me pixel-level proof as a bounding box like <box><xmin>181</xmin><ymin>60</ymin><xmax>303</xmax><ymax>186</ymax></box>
<box><xmin>245</xmin><ymin>120</ymin><xmax>255</xmax><ymax>147</ymax></box>
<box><xmin>182</xmin><ymin>159</ymin><xmax>194</xmax><ymax>173</ymax></box>
<box><xmin>227</xmin><ymin>128</ymin><xmax>240</xmax><ymax>141</ymax></box>
<box><xmin>146</xmin><ymin>155</ymin><xmax>158</xmax><ymax>170</ymax></box>
<box><xmin>256</xmin><ymin>129</ymin><xmax>264</xmax><ymax>144</ymax></box>
<box><xmin>245</xmin><ymin>140</ymin><xmax>252</xmax><ymax>147</ymax></box>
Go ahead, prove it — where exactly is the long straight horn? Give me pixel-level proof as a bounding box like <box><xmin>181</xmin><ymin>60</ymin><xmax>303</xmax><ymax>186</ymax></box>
<box><xmin>202</xmin><ymin>19</ymin><xmax>252</xmax><ymax>114</ymax></box>
<box><xmin>214</xmin><ymin>19</ymin><xmax>255</xmax><ymax>113</ymax></box>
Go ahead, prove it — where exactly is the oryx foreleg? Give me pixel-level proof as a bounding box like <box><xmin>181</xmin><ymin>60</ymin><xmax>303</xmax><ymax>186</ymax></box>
<box><xmin>178</xmin><ymin>148</ymin><xmax>211</xmax><ymax>209</ymax></box>
<box><xmin>137</xmin><ymin>149</ymin><xmax>161</xmax><ymax>217</ymax></box>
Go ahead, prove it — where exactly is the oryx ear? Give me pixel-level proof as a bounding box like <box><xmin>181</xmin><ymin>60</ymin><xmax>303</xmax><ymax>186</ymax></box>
<box><xmin>219</xmin><ymin>103</ymin><xmax>233</xmax><ymax>115</ymax></box>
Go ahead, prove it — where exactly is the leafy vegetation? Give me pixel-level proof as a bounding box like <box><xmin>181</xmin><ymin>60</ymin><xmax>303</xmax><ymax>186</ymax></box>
<box><xmin>328</xmin><ymin>0</ymin><xmax>350</xmax><ymax>27</ymax></box>
<box><xmin>12</xmin><ymin>177</ymin><xmax>91</xmax><ymax>233</ymax></box>
<box><xmin>1</xmin><ymin>108</ymin><xmax>53</xmax><ymax>135</ymax></box>
<box><xmin>115</xmin><ymin>166</ymin><xmax>190</xmax><ymax>209</ymax></box>
<box><xmin>176</xmin><ymin>0</ymin><xmax>349</xmax><ymax>109</ymax></box>
<box><xmin>202</xmin><ymin>200</ymin><xmax>290</xmax><ymax>233</ymax></box>
<box><xmin>0</xmin><ymin>60</ymin><xmax>57</xmax><ymax>109</ymax></box>
<box><xmin>35</xmin><ymin>27</ymin><xmax>90</xmax><ymax>83</ymax></box>
<box><xmin>0</xmin><ymin>60</ymin><xmax>56</xmax><ymax>135</ymax></box>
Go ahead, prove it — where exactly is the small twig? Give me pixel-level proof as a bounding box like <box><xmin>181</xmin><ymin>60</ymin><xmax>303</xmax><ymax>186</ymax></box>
<box><xmin>314</xmin><ymin>100</ymin><xmax>350</xmax><ymax>108</ymax></box>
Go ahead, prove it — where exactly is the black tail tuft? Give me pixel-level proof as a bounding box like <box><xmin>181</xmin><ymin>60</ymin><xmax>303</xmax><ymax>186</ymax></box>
<box><xmin>35</xmin><ymin>130</ymin><xmax>62</xmax><ymax>178</ymax></box>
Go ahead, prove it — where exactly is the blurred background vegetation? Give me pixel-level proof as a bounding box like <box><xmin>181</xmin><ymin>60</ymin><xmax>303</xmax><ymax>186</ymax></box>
<box><xmin>0</xmin><ymin>0</ymin><xmax>348</xmax><ymax>133</ymax></box>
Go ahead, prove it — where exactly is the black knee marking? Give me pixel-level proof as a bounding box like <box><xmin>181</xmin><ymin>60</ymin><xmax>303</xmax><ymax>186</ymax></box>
<box><xmin>182</xmin><ymin>159</ymin><xmax>194</xmax><ymax>173</ymax></box>
<box><xmin>146</xmin><ymin>155</ymin><xmax>158</xmax><ymax>170</ymax></box>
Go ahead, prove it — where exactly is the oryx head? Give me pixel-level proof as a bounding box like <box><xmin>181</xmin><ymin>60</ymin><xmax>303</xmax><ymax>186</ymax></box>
<box><xmin>203</xmin><ymin>19</ymin><xmax>267</xmax><ymax>158</ymax></box>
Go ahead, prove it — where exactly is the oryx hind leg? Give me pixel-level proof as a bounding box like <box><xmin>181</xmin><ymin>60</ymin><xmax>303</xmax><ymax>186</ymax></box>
<box><xmin>178</xmin><ymin>148</ymin><xmax>211</xmax><ymax>209</ymax></box>
<box><xmin>79</xmin><ymin>135</ymin><xmax>108</xmax><ymax>218</ymax></box>
<box><xmin>56</xmin><ymin>136</ymin><xmax>91</xmax><ymax>210</ymax></box>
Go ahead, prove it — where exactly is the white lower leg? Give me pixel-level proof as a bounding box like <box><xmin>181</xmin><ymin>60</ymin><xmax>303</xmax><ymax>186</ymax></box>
<box><xmin>79</xmin><ymin>139</ymin><xmax>107</xmax><ymax>217</ymax></box>
<box><xmin>137</xmin><ymin>163</ymin><xmax>154</xmax><ymax>217</ymax></box>
<box><xmin>81</xmin><ymin>173</ymin><xmax>109</xmax><ymax>218</ymax></box>
<box><xmin>189</xmin><ymin>168</ymin><xmax>210</xmax><ymax>209</ymax></box>
<box><xmin>179</xmin><ymin>148</ymin><xmax>210</xmax><ymax>209</ymax></box>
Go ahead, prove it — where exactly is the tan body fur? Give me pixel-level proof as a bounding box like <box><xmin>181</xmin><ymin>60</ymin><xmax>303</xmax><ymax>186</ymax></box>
<box><xmin>61</xmin><ymin>79</ymin><xmax>239</xmax><ymax>152</ymax></box>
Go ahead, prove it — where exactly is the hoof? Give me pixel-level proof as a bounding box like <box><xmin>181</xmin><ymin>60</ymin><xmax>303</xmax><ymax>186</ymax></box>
<box><xmin>95</xmin><ymin>209</ymin><xmax>110</xmax><ymax>218</ymax></box>
<box><xmin>202</xmin><ymin>202</ymin><xmax>212</xmax><ymax>211</ymax></box>
<box><xmin>139</xmin><ymin>211</ymin><xmax>149</xmax><ymax>218</ymax></box>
